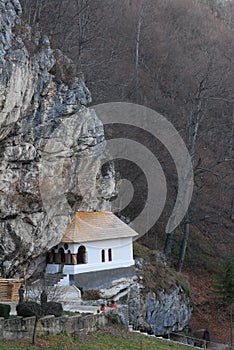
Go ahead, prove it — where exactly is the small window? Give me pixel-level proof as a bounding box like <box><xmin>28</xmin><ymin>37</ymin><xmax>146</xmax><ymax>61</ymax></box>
<box><xmin>101</xmin><ymin>249</ymin><xmax>105</xmax><ymax>263</ymax></box>
<box><xmin>108</xmin><ymin>248</ymin><xmax>112</xmax><ymax>262</ymax></box>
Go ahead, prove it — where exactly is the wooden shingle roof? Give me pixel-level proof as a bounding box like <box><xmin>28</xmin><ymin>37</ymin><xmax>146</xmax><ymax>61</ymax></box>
<box><xmin>61</xmin><ymin>211</ymin><xmax>138</xmax><ymax>243</ymax></box>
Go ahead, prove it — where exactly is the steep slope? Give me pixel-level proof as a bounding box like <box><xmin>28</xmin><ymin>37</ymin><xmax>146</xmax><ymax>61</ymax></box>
<box><xmin>188</xmin><ymin>270</ymin><xmax>231</xmax><ymax>344</ymax></box>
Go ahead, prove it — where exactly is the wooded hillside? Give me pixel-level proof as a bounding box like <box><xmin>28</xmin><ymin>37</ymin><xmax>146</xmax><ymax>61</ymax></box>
<box><xmin>19</xmin><ymin>0</ymin><xmax>234</xmax><ymax>271</ymax></box>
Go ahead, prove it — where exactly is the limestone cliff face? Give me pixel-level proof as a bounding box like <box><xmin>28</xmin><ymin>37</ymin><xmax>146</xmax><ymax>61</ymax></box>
<box><xmin>101</xmin><ymin>259</ymin><xmax>192</xmax><ymax>336</ymax></box>
<box><xmin>0</xmin><ymin>1</ymin><xmax>115</xmax><ymax>277</ymax></box>
<box><xmin>127</xmin><ymin>283</ymin><xmax>192</xmax><ymax>336</ymax></box>
<box><xmin>132</xmin><ymin>256</ymin><xmax>192</xmax><ymax>335</ymax></box>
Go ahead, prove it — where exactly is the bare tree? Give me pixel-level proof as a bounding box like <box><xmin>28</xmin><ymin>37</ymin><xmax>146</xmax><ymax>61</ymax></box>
<box><xmin>17</xmin><ymin>280</ymin><xmax>64</xmax><ymax>345</ymax></box>
<box><xmin>19</xmin><ymin>0</ymin><xmax>234</xmax><ymax>270</ymax></box>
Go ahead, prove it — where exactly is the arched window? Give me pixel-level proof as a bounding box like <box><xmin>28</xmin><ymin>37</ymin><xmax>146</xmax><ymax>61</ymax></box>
<box><xmin>101</xmin><ymin>249</ymin><xmax>105</xmax><ymax>263</ymax></box>
<box><xmin>77</xmin><ymin>245</ymin><xmax>87</xmax><ymax>264</ymax></box>
<box><xmin>108</xmin><ymin>248</ymin><xmax>112</xmax><ymax>262</ymax></box>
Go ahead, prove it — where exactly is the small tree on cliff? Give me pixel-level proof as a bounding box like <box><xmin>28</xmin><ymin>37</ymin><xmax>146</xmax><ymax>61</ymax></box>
<box><xmin>212</xmin><ymin>259</ymin><xmax>234</xmax><ymax>350</ymax></box>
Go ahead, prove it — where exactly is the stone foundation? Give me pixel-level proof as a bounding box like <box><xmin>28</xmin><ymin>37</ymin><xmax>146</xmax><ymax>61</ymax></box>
<box><xmin>71</xmin><ymin>265</ymin><xmax>135</xmax><ymax>290</ymax></box>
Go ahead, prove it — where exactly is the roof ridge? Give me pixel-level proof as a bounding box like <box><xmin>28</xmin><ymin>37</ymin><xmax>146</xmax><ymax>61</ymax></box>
<box><xmin>61</xmin><ymin>211</ymin><xmax>138</xmax><ymax>243</ymax></box>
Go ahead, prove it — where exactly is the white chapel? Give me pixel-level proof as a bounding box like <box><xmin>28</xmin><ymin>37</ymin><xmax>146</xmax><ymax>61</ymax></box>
<box><xmin>46</xmin><ymin>212</ymin><xmax>138</xmax><ymax>289</ymax></box>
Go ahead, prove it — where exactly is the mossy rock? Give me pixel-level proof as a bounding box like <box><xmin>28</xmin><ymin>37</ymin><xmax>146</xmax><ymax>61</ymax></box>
<box><xmin>133</xmin><ymin>242</ymin><xmax>150</xmax><ymax>259</ymax></box>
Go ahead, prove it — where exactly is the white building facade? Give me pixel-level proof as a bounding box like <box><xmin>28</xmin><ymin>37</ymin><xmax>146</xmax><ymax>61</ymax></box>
<box><xmin>45</xmin><ymin>212</ymin><xmax>138</xmax><ymax>288</ymax></box>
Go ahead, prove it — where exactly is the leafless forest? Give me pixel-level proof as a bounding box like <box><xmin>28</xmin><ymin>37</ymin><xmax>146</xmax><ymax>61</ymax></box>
<box><xmin>20</xmin><ymin>0</ymin><xmax>234</xmax><ymax>271</ymax></box>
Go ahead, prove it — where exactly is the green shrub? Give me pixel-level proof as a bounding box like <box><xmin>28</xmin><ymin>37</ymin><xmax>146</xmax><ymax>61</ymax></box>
<box><xmin>16</xmin><ymin>302</ymin><xmax>41</xmax><ymax>318</ymax></box>
<box><xmin>42</xmin><ymin>302</ymin><xmax>63</xmax><ymax>317</ymax></box>
<box><xmin>0</xmin><ymin>303</ymin><xmax>11</xmax><ymax>318</ymax></box>
<box><xmin>16</xmin><ymin>301</ymin><xmax>63</xmax><ymax>318</ymax></box>
<box><xmin>182</xmin><ymin>284</ymin><xmax>191</xmax><ymax>297</ymax></box>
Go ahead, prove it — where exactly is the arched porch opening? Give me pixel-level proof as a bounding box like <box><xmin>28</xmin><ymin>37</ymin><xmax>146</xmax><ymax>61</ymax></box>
<box><xmin>47</xmin><ymin>248</ymin><xmax>55</xmax><ymax>263</ymax></box>
<box><xmin>58</xmin><ymin>247</ymin><xmax>65</xmax><ymax>263</ymax></box>
<box><xmin>77</xmin><ymin>245</ymin><xmax>87</xmax><ymax>264</ymax></box>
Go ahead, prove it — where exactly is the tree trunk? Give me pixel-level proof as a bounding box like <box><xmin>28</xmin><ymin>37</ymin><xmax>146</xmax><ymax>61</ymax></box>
<box><xmin>164</xmin><ymin>230</ymin><xmax>174</xmax><ymax>258</ymax></box>
<box><xmin>231</xmin><ymin>188</ymin><xmax>234</xmax><ymax>222</ymax></box>
<box><xmin>176</xmin><ymin>216</ymin><xmax>190</xmax><ymax>272</ymax></box>
<box><xmin>177</xmin><ymin>97</ymin><xmax>205</xmax><ymax>272</ymax></box>
<box><xmin>32</xmin><ymin>317</ymin><xmax>38</xmax><ymax>345</ymax></box>
<box><xmin>135</xmin><ymin>6</ymin><xmax>143</xmax><ymax>103</ymax></box>
<box><xmin>228</xmin><ymin>105</ymin><xmax>234</xmax><ymax>160</ymax></box>
<box><xmin>230</xmin><ymin>305</ymin><xmax>233</xmax><ymax>350</ymax></box>
<box><xmin>135</xmin><ymin>12</ymin><xmax>142</xmax><ymax>70</ymax></box>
